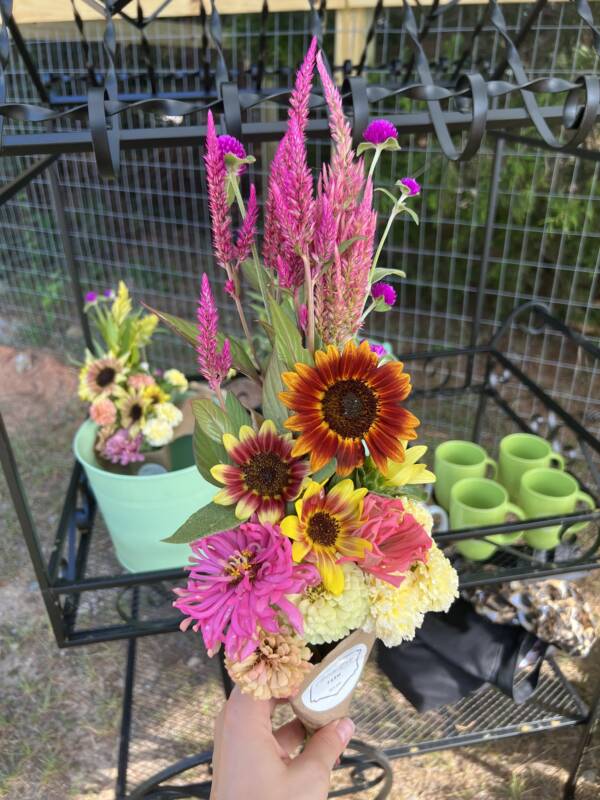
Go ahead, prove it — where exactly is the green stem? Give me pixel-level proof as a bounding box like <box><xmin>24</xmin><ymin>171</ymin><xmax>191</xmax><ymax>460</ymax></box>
<box><xmin>302</xmin><ymin>254</ymin><xmax>315</xmax><ymax>355</ymax></box>
<box><xmin>225</xmin><ymin>264</ymin><xmax>260</xmax><ymax>373</ymax></box>
<box><xmin>367</xmin><ymin>147</ymin><xmax>382</xmax><ymax>182</ymax></box>
<box><xmin>371</xmin><ymin>205</ymin><xmax>399</xmax><ymax>278</ymax></box>
<box><xmin>360</xmin><ymin>300</ymin><xmax>376</xmax><ymax>323</ymax></box>
<box><xmin>213</xmin><ymin>383</ymin><xmax>227</xmax><ymax>413</ymax></box>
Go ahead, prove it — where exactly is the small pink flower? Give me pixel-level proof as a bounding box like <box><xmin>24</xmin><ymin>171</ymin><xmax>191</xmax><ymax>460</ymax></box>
<box><xmin>357</xmin><ymin>494</ymin><xmax>432</xmax><ymax>586</ymax></box>
<box><xmin>102</xmin><ymin>428</ymin><xmax>144</xmax><ymax>466</ymax></box>
<box><xmin>90</xmin><ymin>397</ymin><xmax>117</xmax><ymax>426</ymax></box>
<box><xmin>363</xmin><ymin>119</ymin><xmax>398</xmax><ymax>145</ymax></box>
<box><xmin>224</xmin><ymin>279</ymin><xmax>235</xmax><ymax>297</ymax></box>
<box><xmin>372</xmin><ymin>282</ymin><xmax>397</xmax><ymax>306</ymax></box>
<box><xmin>173</xmin><ymin>522</ymin><xmax>319</xmax><ymax>659</ymax></box>
<box><xmin>361</xmin><ymin>340</ymin><xmax>387</xmax><ymax>358</ymax></box>
<box><xmin>128</xmin><ymin>373</ymin><xmax>155</xmax><ymax>389</ymax></box>
<box><xmin>197</xmin><ymin>273</ymin><xmax>232</xmax><ymax>393</ymax></box>
<box><xmin>399</xmin><ymin>177</ymin><xmax>421</xmax><ymax>196</ymax></box>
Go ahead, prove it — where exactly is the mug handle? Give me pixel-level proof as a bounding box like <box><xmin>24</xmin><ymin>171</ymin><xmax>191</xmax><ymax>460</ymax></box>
<box><xmin>428</xmin><ymin>503</ymin><xmax>448</xmax><ymax>533</ymax></box>
<box><xmin>506</xmin><ymin>502</ymin><xmax>526</xmax><ymax>521</ymax></box>
<box><xmin>549</xmin><ymin>452</ymin><xmax>565</xmax><ymax>470</ymax></box>
<box><xmin>566</xmin><ymin>491</ymin><xmax>596</xmax><ymax>536</ymax></box>
<box><xmin>485</xmin><ymin>457</ymin><xmax>498</xmax><ymax>480</ymax></box>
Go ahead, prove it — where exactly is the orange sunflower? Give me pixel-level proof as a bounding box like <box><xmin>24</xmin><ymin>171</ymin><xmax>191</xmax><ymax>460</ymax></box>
<box><xmin>280</xmin><ymin>339</ymin><xmax>419</xmax><ymax>477</ymax></box>
<box><xmin>280</xmin><ymin>479</ymin><xmax>371</xmax><ymax>594</ymax></box>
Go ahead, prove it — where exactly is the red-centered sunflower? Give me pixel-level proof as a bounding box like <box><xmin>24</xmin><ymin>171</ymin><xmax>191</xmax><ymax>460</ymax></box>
<box><xmin>280</xmin><ymin>339</ymin><xmax>419</xmax><ymax>476</ymax></box>
<box><xmin>280</xmin><ymin>479</ymin><xmax>371</xmax><ymax>595</ymax></box>
<box><xmin>210</xmin><ymin>420</ymin><xmax>310</xmax><ymax>524</ymax></box>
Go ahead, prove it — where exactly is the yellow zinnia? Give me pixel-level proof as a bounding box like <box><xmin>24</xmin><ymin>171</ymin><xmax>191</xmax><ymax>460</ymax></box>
<box><xmin>280</xmin><ymin>479</ymin><xmax>371</xmax><ymax>595</ymax></box>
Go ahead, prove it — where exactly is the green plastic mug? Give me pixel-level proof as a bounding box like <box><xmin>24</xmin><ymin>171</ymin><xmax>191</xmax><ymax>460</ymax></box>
<box><xmin>450</xmin><ymin>477</ymin><xmax>525</xmax><ymax>561</ymax></box>
<box><xmin>434</xmin><ymin>440</ymin><xmax>497</xmax><ymax>511</ymax></box>
<box><xmin>519</xmin><ymin>468</ymin><xmax>596</xmax><ymax>550</ymax></box>
<box><xmin>498</xmin><ymin>433</ymin><xmax>565</xmax><ymax>501</ymax></box>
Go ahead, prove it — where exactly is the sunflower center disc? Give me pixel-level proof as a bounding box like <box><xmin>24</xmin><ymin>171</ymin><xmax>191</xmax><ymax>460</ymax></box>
<box><xmin>130</xmin><ymin>403</ymin><xmax>143</xmax><ymax>421</ymax></box>
<box><xmin>322</xmin><ymin>379</ymin><xmax>378</xmax><ymax>438</ymax></box>
<box><xmin>96</xmin><ymin>366</ymin><xmax>116</xmax><ymax>387</ymax></box>
<box><xmin>307</xmin><ymin>511</ymin><xmax>340</xmax><ymax>547</ymax></box>
<box><xmin>243</xmin><ymin>452</ymin><xmax>289</xmax><ymax>497</ymax></box>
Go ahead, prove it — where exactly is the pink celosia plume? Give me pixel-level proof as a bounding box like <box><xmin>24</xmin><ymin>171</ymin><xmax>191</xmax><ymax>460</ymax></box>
<box><xmin>314</xmin><ymin>53</ymin><xmax>377</xmax><ymax>347</ymax></box>
<box><xmin>173</xmin><ymin>522</ymin><xmax>319</xmax><ymax>659</ymax></box>
<box><xmin>235</xmin><ymin>183</ymin><xmax>258</xmax><ymax>263</ymax></box>
<box><xmin>204</xmin><ymin>111</ymin><xmax>235</xmax><ymax>271</ymax></box>
<box><xmin>196</xmin><ymin>273</ymin><xmax>232</xmax><ymax>393</ymax></box>
<box><xmin>263</xmin><ymin>37</ymin><xmax>317</xmax><ymax>291</ymax></box>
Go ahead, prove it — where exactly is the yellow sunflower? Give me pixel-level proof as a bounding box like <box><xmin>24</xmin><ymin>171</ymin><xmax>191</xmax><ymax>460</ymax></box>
<box><xmin>79</xmin><ymin>353</ymin><xmax>127</xmax><ymax>401</ymax></box>
<box><xmin>115</xmin><ymin>387</ymin><xmax>151</xmax><ymax>435</ymax></box>
<box><xmin>280</xmin><ymin>479</ymin><xmax>371</xmax><ymax>595</ymax></box>
<box><xmin>143</xmin><ymin>384</ymin><xmax>170</xmax><ymax>406</ymax></box>
<box><xmin>280</xmin><ymin>340</ymin><xmax>419</xmax><ymax>477</ymax></box>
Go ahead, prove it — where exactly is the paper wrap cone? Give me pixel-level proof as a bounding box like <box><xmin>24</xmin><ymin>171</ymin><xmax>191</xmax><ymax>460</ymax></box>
<box><xmin>291</xmin><ymin>630</ymin><xmax>376</xmax><ymax>732</ymax></box>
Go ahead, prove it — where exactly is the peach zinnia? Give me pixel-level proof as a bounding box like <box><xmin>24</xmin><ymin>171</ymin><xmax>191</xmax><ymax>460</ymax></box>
<box><xmin>280</xmin><ymin>340</ymin><xmax>419</xmax><ymax>476</ymax></box>
<box><xmin>211</xmin><ymin>420</ymin><xmax>310</xmax><ymax>523</ymax></box>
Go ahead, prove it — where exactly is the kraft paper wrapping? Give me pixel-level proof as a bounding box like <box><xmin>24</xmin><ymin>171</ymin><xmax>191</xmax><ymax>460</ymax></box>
<box><xmin>291</xmin><ymin>629</ymin><xmax>376</xmax><ymax>732</ymax></box>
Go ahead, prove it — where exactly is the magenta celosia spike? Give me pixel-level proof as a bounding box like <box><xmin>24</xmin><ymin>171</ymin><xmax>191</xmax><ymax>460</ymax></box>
<box><xmin>196</xmin><ymin>273</ymin><xmax>231</xmax><ymax>393</ymax></box>
<box><xmin>235</xmin><ymin>184</ymin><xmax>258</xmax><ymax>264</ymax></box>
<box><xmin>204</xmin><ymin>111</ymin><xmax>235</xmax><ymax>271</ymax></box>
<box><xmin>263</xmin><ymin>39</ymin><xmax>317</xmax><ymax>290</ymax></box>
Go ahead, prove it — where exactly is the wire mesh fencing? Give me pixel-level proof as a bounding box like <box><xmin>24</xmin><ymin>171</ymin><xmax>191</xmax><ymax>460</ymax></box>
<box><xmin>0</xmin><ymin>2</ymin><xmax>598</xmax><ymax>438</ymax></box>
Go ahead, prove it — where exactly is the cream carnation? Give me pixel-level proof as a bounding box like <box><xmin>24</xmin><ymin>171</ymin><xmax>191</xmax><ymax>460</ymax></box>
<box><xmin>164</xmin><ymin>369</ymin><xmax>188</xmax><ymax>391</ymax></box>
<box><xmin>364</xmin><ymin>543</ymin><xmax>458</xmax><ymax>647</ymax></box>
<box><xmin>154</xmin><ymin>402</ymin><xmax>183</xmax><ymax>428</ymax></box>
<box><xmin>292</xmin><ymin>563</ymin><xmax>369</xmax><ymax>645</ymax></box>
<box><xmin>142</xmin><ymin>417</ymin><xmax>174</xmax><ymax>447</ymax></box>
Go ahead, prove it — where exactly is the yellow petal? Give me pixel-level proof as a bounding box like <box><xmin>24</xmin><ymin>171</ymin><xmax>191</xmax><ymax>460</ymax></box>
<box><xmin>210</xmin><ymin>464</ymin><xmax>232</xmax><ymax>483</ymax></box>
<box><xmin>212</xmin><ymin>488</ymin><xmax>236</xmax><ymax>505</ymax></box>
<box><xmin>259</xmin><ymin>419</ymin><xmax>277</xmax><ymax>435</ymax></box>
<box><xmin>281</xmin><ymin>516</ymin><xmax>301</xmax><ymax>540</ymax></box>
<box><xmin>238</xmin><ymin>425</ymin><xmax>255</xmax><ymax>442</ymax></box>
<box><xmin>234</xmin><ymin>495</ymin><xmax>257</xmax><ymax>520</ymax></box>
<box><xmin>294</xmin><ymin>499</ymin><xmax>304</xmax><ymax>517</ymax></box>
<box><xmin>328</xmin><ymin>479</ymin><xmax>354</xmax><ymax>503</ymax></box>
<box><xmin>318</xmin><ymin>556</ymin><xmax>345</xmax><ymax>596</ymax></box>
<box><xmin>292</xmin><ymin>540</ymin><xmax>311</xmax><ymax>562</ymax></box>
<box><xmin>303</xmin><ymin>480</ymin><xmax>323</xmax><ymax>500</ymax></box>
<box><xmin>222</xmin><ymin>433</ymin><xmax>239</xmax><ymax>454</ymax></box>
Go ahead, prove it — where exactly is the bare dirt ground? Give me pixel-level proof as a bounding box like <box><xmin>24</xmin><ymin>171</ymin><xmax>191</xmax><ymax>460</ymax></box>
<box><xmin>1</xmin><ymin>344</ymin><xmax>599</xmax><ymax>800</ymax></box>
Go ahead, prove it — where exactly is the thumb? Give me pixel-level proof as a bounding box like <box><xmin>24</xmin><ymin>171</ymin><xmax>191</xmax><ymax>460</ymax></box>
<box><xmin>290</xmin><ymin>718</ymin><xmax>355</xmax><ymax>791</ymax></box>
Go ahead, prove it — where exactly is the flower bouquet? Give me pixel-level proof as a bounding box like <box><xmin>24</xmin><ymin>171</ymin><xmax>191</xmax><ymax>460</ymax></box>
<box><xmin>153</xmin><ymin>40</ymin><xmax>458</xmax><ymax>721</ymax></box>
<box><xmin>78</xmin><ymin>281</ymin><xmax>190</xmax><ymax>472</ymax></box>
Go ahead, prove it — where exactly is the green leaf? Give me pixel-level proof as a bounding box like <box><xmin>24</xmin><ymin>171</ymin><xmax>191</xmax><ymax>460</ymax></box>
<box><xmin>403</xmin><ymin>207</ymin><xmax>420</xmax><ymax>226</ymax></box>
<box><xmin>143</xmin><ymin>305</ymin><xmax>197</xmax><ymax>347</ymax></box>
<box><xmin>240</xmin><ymin>259</ymin><xmax>261</xmax><ymax>292</ymax></box>
<box><xmin>374</xmin><ymin>187</ymin><xmax>398</xmax><ymax>205</ymax></box>
<box><xmin>313</xmin><ymin>460</ymin><xmax>337</xmax><ymax>483</ymax></box>
<box><xmin>371</xmin><ymin>267</ymin><xmax>407</xmax><ymax>281</ymax></box>
<box><xmin>356</xmin><ymin>141</ymin><xmax>375</xmax><ymax>156</ymax></box>
<box><xmin>192</xmin><ymin>398</ymin><xmax>238</xmax><ymax>443</ymax></box>
<box><xmin>163</xmin><ymin>502</ymin><xmax>240</xmax><ymax>543</ymax></box>
<box><xmin>338</xmin><ymin>235</ymin><xmax>367</xmax><ymax>256</ymax></box>
<box><xmin>225</xmin><ymin>390</ymin><xmax>252</xmax><ymax>431</ymax></box>
<box><xmin>193</xmin><ymin>421</ymin><xmax>228</xmax><ymax>485</ymax></box>
<box><xmin>262</xmin><ymin>350</ymin><xmax>290</xmax><ymax>430</ymax></box>
<box><xmin>268</xmin><ymin>296</ymin><xmax>312</xmax><ymax>370</ymax></box>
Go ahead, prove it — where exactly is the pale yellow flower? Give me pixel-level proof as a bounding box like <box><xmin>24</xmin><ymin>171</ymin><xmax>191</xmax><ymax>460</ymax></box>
<box><xmin>384</xmin><ymin>444</ymin><xmax>435</xmax><ymax>486</ymax></box>
<box><xmin>115</xmin><ymin>387</ymin><xmax>151</xmax><ymax>436</ymax></box>
<box><xmin>143</xmin><ymin>384</ymin><xmax>170</xmax><ymax>405</ymax></box>
<box><xmin>164</xmin><ymin>369</ymin><xmax>188</xmax><ymax>392</ymax></box>
<box><xmin>142</xmin><ymin>417</ymin><xmax>175</xmax><ymax>447</ymax></box>
<box><xmin>134</xmin><ymin>314</ymin><xmax>158</xmax><ymax>348</ymax></box>
<box><xmin>111</xmin><ymin>280</ymin><xmax>132</xmax><ymax>326</ymax></box>
<box><xmin>154</xmin><ymin>402</ymin><xmax>183</xmax><ymax>428</ymax></box>
<box><xmin>363</xmin><ymin>543</ymin><xmax>458</xmax><ymax>647</ymax></box>
<box><xmin>291</xmin><ymin>563</ymin><xmax>369</xmax><ymax>645</ymax></box>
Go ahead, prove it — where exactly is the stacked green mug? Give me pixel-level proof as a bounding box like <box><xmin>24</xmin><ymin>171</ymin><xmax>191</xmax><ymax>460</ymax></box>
<box><xmin>434</xmin><ymin>441</ymin><xmax>497</xmax><ymax>510</ymax></box>
<box><xmin>498</xmin><ymin>433</ymin><xmax>565</xmax><ymax>501</ymax></box>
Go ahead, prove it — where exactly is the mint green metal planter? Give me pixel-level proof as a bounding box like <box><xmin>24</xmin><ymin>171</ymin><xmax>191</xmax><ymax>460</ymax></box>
<box><xmin>74</xmin><ymin>420</ymin><xmax>214</xmax><ymax>572</ymax></box>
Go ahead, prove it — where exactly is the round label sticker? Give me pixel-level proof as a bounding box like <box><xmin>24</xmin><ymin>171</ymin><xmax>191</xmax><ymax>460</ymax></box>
<box><xmin>301</xmin><ymin>643</ymin><xmax>368</xmax><ymax>713</ymax></box>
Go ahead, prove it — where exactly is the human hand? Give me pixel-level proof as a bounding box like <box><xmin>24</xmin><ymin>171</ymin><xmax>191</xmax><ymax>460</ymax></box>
<box><xmin>210</xmin><ymin>687</ymin><xmax>355</xmax><ymax>800</ymax></box>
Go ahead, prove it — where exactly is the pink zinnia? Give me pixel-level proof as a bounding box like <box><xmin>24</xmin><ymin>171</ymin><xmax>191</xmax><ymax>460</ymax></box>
<box><xmin>102</xmin><ymin>428</ymin><xmax>144</xmax><ymax>466</ymax></box>
<box><xmin>128</xmin><ymin>373</ymin><xmax>155</xmax><ymax>390</ymax></box>
<box><xmin>90</xmin><ymin>397</ymin><xmax>117</xmax><ymax>426</ymax></box>
<box><xmin>173</xmin><ymin>522</ymin><xmax>319</xmax><ymax>659</ymax></box>
<box><xmin>363</xmin><ymin>119</ymin><xmax>398</xmax><ymax>145</ymax></box>
<box><xmin>357</xmin><ymin>494</ymin><xmax>432</xmax><ymax>586</ymax></box>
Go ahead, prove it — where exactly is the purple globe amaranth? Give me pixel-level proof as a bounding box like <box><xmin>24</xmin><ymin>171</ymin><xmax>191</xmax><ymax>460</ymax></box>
<box><xmin>363</xmin><ymin>119</ymin><xmax>399</xmax><ymax>145</ymax></box>
<box><xmin>371</xmin><ymin>282</ymin><xmax>397</xmax><ymax>306</ymax></box>
<box><xmin>85</xmin><ymin>291</ymin><xmax>98</xmax><ymax>303</ymax></box>
<box><xmin>399</xmin><ymin>177</ymin><xmax>421</xmax><ymax>196</ymax></box>
<box><xmin>363</xmin><ymin>340</ymin><xmax>387</xmax><ymax>358</ymax></box>
<box><xmin>218</xmin><ymin>134</ymin><xmax>247</xmax><ymax>174</ymax></box>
